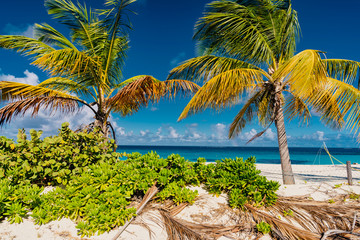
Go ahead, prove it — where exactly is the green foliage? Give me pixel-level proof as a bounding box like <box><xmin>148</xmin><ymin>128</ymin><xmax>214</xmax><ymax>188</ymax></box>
<box><xmin>157</xmin><ymin>182</ymin><xmax>198</xmax><ymax>205</ymax></box>
<box><xmin>283</xmin><ymin>209</ymin><xmax>294</xmax><ymax>217</ymax></box>
<box><xmin>195</xmin><ymin>157</ymin><xmax>280</xmax><ymax>208</ymax></box>
<box><xmin>0</xmin><ymin>179</ymin><xmax>43</xmax><ymax>224</ymax></box>
<box><xmin>256</xmin><ymin>221</ymin><xmax>271</xmax><ymax>234</ymax></box>
<box><xmin>349</xmin><ymin>193</ymin><xmax>360</xmax><ymax>200</ymax></box>
<box><xmin>0</xmin><ymin>122</ymin><xmax>119</xmax><ymax>186</ymax></box>
<box><xmin>0</xmin><ymin>127</ymin><xmax>279</xmax><ymax>237</ymax></box>
<box><xmin>31</xmin><ymin>152</ymin><xmax>201</xmax><ymax>237</ymax></box>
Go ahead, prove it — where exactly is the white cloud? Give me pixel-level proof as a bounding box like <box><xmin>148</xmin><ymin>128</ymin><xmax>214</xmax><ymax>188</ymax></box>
<box><xmin>150</xmin><ymin>106</ymin><xmax>158</xmax><ymax>111</ymax></box>
<box><xmin>140</xmin><ymin>130</ymin><xmax>148</xmax><ymax>136</ymax></box>
<box><xmin>156</xmin><ymin>126</ymin><xmax>180</xmax><ymax>140</ymax></box>
<box><xmin>211</xmin><ymin>123</ymin><xmax>227</xmax><ymax>140</ymax></box>
<box><xmin>301</xmin><ymin>131</ymin><xmax>327</xmax><ymax>141</ymax></box>
<box><xmin>3</xmin><ymin>23</ymin><xmax>34</xmax><ymax>38</ymax></box>
<box><xmin>265</xmin><ymin>128</ymin><xmax>276</xmax><ymax>140</ymax></box>
<box><xmin>244</xmin><ymin>128</ymin><xmax>257</xmax><ymax>141</ymax></box>
<box><xmin>336</xmin><ymin>133</ymin><xmax>341</xmax><ymax>140</ymax></box>
<box><xmin>0</xmin><ymin>70</ymin><xmax>39</xmax><ymax>85</ymax></box>
<box><xmin>236</xmin><ymin>127</ymin><xmax>277</xmax><ymax>144</ymax></box>
<box><xmin>316</xmin><ymin>131</ymin><xmax>326</xmax><ymax>141</ymax></box>
<box><xmin>170</xmin><ymin>52</ymin><xmax>186</xmax><ymax>67</ymax></box>
<box><xmin>0</xmin><ymin>106</ymin><xmax>96</xmax><ymax>139</ymax></box>
<box><xmin>168</xmin><ymin>127</ymin><xmax>179</xmax><ymax>138</ymax></box>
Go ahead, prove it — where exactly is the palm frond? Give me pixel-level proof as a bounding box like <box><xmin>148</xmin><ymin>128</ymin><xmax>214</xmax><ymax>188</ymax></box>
<box><xmin>159</xmin><ymin>209</ymin><xmax>246</xmax><ymax>240</ymax></box>
<box><xmin>0</xmin><ymin>96</ymin><xmax>80</xmax><ymax>126</ymax></box>
<box><xmin>283</xmin><ymin>93</ymin><xmax>311</xmax><ymax>125</ymax></box>
<box><xmin>246</xmin><ymin>204</ymin><xmax>321</xmax><ymax>240</ymax></box>
<box><xmin>168</xmin><ymin>55</ymin><xmax>260</xmax><ymax>83</ymax></box>
<box><xmin>304</xmin><ymin>84</ymin><xmax>344</xmax><ymax>129</ymax></box>
<box><xmin>103</xmin><ymin>36</ymin><xmax>129</xmax><ymax>85</ymax></box>
<box><xmin>107</xmin><ymin>75</ymin><xmax>163</xmax><ymax>116</ymax></box>
<box><xmin>178</xmin><ymin>68</ymin><xmax>265</xmax><ymax>121</ymax></box>
<box><xmin>160</xmin><ymin>210</ymin><xmax>209</xmax><ymax>240</ymax></box>
<box><xmin>113</xmin><ymin>75</ymin><xmax>152</xmax><ymax>90</ymax></box>
<box><xmin>45</xmin><ymin>0</ymin><xmax>91</xmax><ymax>29</ymax></box>
<box><xmin>0</xmin><ymin>81</ymin><xmax>78</xmax><ymax>101</ymax></box>
<box><xmin>34</xmin><ymin>23</ymin><xmax>76</xmax><ymax>49</ymax></box>
<box><xmin>161</xmin><ymin>80</ymin><xmax>200</xmax><ymax>99</ymax></box>
<box><xmin>228</xmin><ymin>90</ymin><xmax>265</xmax><ymax>139</ymax></box>
<box><xmin>111</xmin><ymin>184</ymin><xmax>159</xmax><ymax>240</ymax></box>
<box><xmin>274</xmin><ymin>3</ymin><xmax>300</xmax><ymax>62</ymax></box>
<box><xmin>0</xmin><ymin>35</ymin><xmax>54</xmax><ymax>58</ymax></box>
<box><xmin>266</xmin><ymin>196</ymin><xmax>360</xmax><ymax>238</ymax></box>
<box><xmin>323</xmin><ymin>59</ymin><xmax>360</xmax><ymax>85</ymax></box>
<box><xmin>45</xmin><ymin>0</ymin><xmax>102</xmax><ymax>53</ymax></box>
<box><xmin>32</xmin><ymin>49</ymin><xmax>104</xmax><ymax>88</ymax></box>
<box><xmin>100</xmin><ymin>0</ymin><xmax>135</xmax><ymax>85</ymax></box>
<box><xmin>257</xmin><ymin>83</ymin><xmax>279</xmax><ymax>127</ymax></box>
<box><xmin>275</xmin><ymin>50</ymin><xmax>327</xmax><ymax>97</ymax></box>
<box><xmin>38</xmin><ymin>77</ymin><xmax>95</xmax><ymax>99</ymax></box>
<box><xmin>318</xmin><ymin>78</ymin><xmax>360</xmax><ymax>135</ymax></box>
<box><xmin>194</xmin><ymin>0</ymin><xmax>276</xmax><ymax>64</ymax></box>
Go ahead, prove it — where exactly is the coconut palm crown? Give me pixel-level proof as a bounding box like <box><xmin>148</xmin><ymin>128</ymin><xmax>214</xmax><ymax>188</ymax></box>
<box><xmin>168</xmin><ymin>0</ymin><xmax>360</xmax><ymax>184</ymax></box>
<box><xmin>0</xmin><ymin>0</ymin><xmax>199</xmax><ymax>140</ymax></box>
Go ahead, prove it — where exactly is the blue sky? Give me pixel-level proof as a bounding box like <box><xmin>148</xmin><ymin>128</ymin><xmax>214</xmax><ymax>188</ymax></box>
<box><xmin>0</xmin><ymin>0</ymin><xmax>360</xmax><ymax>147</ymax></box>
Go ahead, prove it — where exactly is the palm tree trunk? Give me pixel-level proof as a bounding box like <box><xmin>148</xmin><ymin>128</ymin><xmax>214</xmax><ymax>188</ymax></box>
<box><xmin>94</xmin><ymin>109</ymin><xmax>108</xmax><ymax>138</ymax></box>
<box><xmin>95</xmin><ymin>89</ymin><xmax>109</xmax><ymax>137</ymax></box>
<box><xmin>275</xmin><ymin>105</ymin><xmax>295</xmax><ymax>185</ymax></box>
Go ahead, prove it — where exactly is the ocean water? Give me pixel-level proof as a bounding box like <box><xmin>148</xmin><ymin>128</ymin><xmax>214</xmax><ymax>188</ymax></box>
<box><xmin>117</xmin><ymin>145</ymin><xmax>360</xmax><ymax>165</ymax></box>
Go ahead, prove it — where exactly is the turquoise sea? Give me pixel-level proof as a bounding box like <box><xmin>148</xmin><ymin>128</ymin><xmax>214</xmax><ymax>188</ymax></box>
<box><xmin>117</xmin><ymin>145</ymin><xmax>360</xmax><ymax>165</ymax></box>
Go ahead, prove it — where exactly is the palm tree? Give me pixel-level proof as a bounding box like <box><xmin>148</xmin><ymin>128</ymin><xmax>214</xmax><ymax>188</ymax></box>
<box><xmin>168</xmin><ymin>0</ymin><xmax>360</xmax><ymax>184</ymax></box>
<box><xmin>0</xmin><ymin>0</ymin><xmax>199</xmax><ymax>140</ymax></box>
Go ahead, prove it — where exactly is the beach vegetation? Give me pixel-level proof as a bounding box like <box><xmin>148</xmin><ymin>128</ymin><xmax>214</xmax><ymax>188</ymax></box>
<box><xmin>256</xmin><ymin>221</ymin><xmax>271</xmax><ymax>235</ymax></box>
<box><xmin>168</xmin><ymin>0</ymin><xmax>360</xmax><ymax>185</ymax></box>
<box><xmin>0</xmin><ymin>125</ymin><xmax>279</xmax><ymax>236</ymax></box>
<box><xmin>0</xmin><ymin>0</ymin><xmax>198</xmax><ymax>139</ymax></box>
<box><xmin>0</xmin><ymin>122</ymin><xmax>119</xmax><ymax>186</ymax></box>
<box><xmin>283</xmin><ymin>209</ymin><xmax>293</xmax><ymax>217</ymax></box>
<box><xmin>2</xmin><ymin>128</ymin><xmax>360</xmax><ymax>239</ymax></box>
<box><xmin>195</xmin><ymin>157</ymin><xmax>280</xmax><ymax>208</ymax></box>
<box><xmin>349</xmin><ymin>193</ymin><xmax>360</xmax><ymax>200</ymax></box>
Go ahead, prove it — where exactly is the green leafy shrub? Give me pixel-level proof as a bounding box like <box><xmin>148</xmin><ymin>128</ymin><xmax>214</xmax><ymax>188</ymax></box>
<box><xmin>256</xmin><ymin>221</ymin><xmax>271</xmax><ymax>234</ymax></box>
<box><xmin>31</xmin><ymin>152</ymin><xmax>201</xmax><ymax>236</ymax></box>
<box><xmin>0</xmin><ymin>122</ymin><xmax>120</xmax><ymax>186</ymax></box>
<box><xmin>0</xmin><ymin>126</ymin><xmax>280</xmax><ymax>237</ymax></box>
<box><xmin>0</xmin><ymin>179</ymin><xmax>43</xmax><ymax>223</ymax></box>
<box><xmin>195</xmin><ymin>157</ymin><xmax>280</xmax><ymax>208</ymax></box>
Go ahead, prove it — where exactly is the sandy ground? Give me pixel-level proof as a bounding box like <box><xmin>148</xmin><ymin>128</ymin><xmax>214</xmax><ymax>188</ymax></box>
<box><xmin>1</xmin><ymin>164</ymin><xmax>359</xmax><ymax>240</ymax></box>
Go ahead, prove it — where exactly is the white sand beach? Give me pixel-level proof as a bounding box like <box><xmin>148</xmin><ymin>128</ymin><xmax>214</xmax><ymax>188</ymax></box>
<box><xmin>1</xmin><ymin>164</ymin><xmax>359</xmax><ymax>240</ymax></box>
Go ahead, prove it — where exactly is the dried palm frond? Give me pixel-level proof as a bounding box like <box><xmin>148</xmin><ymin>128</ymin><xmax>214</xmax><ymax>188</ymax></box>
<box><xmin>108</xmin><ymin>76</ymin><xmax>200</xmax><ymax>116</ymax></box>
<box><xmin>160</xmin><ymin>209</ymin><xmax>211</xmax><ymax>240</ymax></box>
<box><xmin>111</xmin><ymin>184</ymin><xmax>159</xmax><ymax>240</ymax></box>
<box><xmin>159</xmin><ymin>209</ymin><xmax>252</xmax><ymax>240</ymax></box>
<box><xmin>0</xmin><ymin>96</ymin><xmax>80</xmax><ymax>125</ymax></box>
<box><xmin>107</xmin><ymin>76</ymin><xmax>163</xmax><ymax>115</ymax></box>
<box><xmin>321</xmin><ymin>212</ymin><xmax>360</xmax><ymax>239</ymax></box>
<box><xmin>271</xmin><ymin>196</ymin><xmax>360</xmax><ymax>233</ymax></box>
<box><xmin>162</xmin><ymin>79</ymin><xmax>200</xmax><ymax>99</ymax></box>
<box><xmin>245</xmin><ymin>203</ymin><xmax>321</xmax><ymax>240</ymax></box>
<box><xmin>243</xmin><ymin>195</ymin><xmax>360</xmax><ymax>240</ymax></box>
<box><xmin>0</xmin><ymin>81</ymin><xmax>77</xmax><ymax>101</ymax></box>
